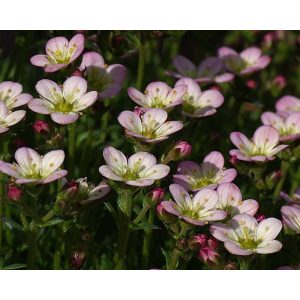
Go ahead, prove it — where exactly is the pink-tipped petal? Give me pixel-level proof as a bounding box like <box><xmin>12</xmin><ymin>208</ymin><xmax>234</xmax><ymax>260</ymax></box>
<box><xmin>51</xmin><ymin>112</ymin><xmax>79</xmax><ymax>124</ymax></box>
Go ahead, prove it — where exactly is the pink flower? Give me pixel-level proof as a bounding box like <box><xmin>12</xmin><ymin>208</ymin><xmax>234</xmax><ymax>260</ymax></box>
<box><xmin>198</xmin><ymin>244</ymin><xmax>220</xmax><ymax>265</ymax></box>
<box><xmin>175</xmin><ymin>78</ymin><xmax>224</xmax><ymax>118</ymax></box>
<box><xmin>30</xmin><ymin>34</ymin><xmax>85</xmax><ymax>72</ymax></box>
<box><xmin>218</xmin><ymin>46</ymin><xmax>271</xmax><ymax>75</ymax></box>
<box><xmin>276</xmin><ymin>95</ymin><xmax>300</xmax><ymax>117</ymax></box>
<box><xmin>32</xmin><ymin>120</ymin><xmax>50</xmax><ymax>134</ymax></box>
<box><xmin>216</xmin><ymin>183</ymin><xmax>259</xmax><ymax>218</ymax></box>
<box><xmin>128</xmin><ymin>81</ymin><xmax>187</xmax><ymax>110</ymax></box>
<box><xmin>79</xmin><ymin>51</ymin><xmax>127</xmax><ymax>100</ymax></box>
<box><xmin>118</xmin><ymin>108</ymin><xmax>183</xmax><ymax>143</ymax></box>
<box><xmin>210</xmin><ymin>214</ymin><xmax>282</xmax><ymax>255</ymax></box>
<box><xmin>0</xmin><ymin>81</ymin><xmax>33</xmax><ymax>110</ymax></box>
<box><xmin>160</xmin><ymin>184</ymin><xmax>227</xmax><ymax>226</ymax></box>
<box><xmin>7</xmin><ymin>185</ymin><xmax>23</xmax><ymax>201</ymax></box>
<box><xmin>261</xmin><ymin>111</ymin><xmax>300</xmax><ymax>142</ymax></box>
<box><xmin>167</xmin><ymin>55</ymin><xmax>234</xmax><ymax>84</ymax></box>
<box><xmin>0</xmin><ymin>147</ymin><xmax>67</xmax><ymax>184</ymax></box>
<box><xmin>0</xmin><ymin>102</ymin><xmax>26</xmax><ymax>134</ymax></box>
<box><xmin>173</xmin><ymin>151</ymin><xmax>237</xmax><ymax>192</ymax></box>
<box><xmin>230</xmin><ymin>125</ymin><xmax>288</xmax><ymax>162</ymax></box>
<box><xmin>99</xmin><ymin>146</ymin><xmax>170</xmax><ymax>187</ymax></box>
<box><xmin>28</xmin><ymin>76</ymin><xmax>97</xmax><ymax>125</ymax></box>
<box><xmin>281</xmin><ymin>205</ymin><xmax>300</xmax><ymax>234</ymax></box>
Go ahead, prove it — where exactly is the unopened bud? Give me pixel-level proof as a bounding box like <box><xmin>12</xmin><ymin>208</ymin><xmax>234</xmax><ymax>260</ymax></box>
<box><xmin>149</xmin><ymin>188</ymin><xmax>165</xmax><ymax>204</ymax></box>
<box><xmin>272</xmin><ymin>75</ymin><xmax>286</xmax><ymax>89</ymax></box>
<box><xmin>134</xmin><ymin>106</ymin><xmax>143</xmax><ymax>117</ymax></box>
<box><xmin>71</xmin><ymin>251</ymin><xmax>85</xmax><ymax>269</ymax></box>
<box><xmin>33</xmin><ymin>120</ymin><xmax>50</xmax><ymax>134</ymax></box>
<box><xmin>224</xmin><ymin>262</ymin><xmax>238</xmax><ymax>270</ymax></box>
<box><xmin>256</xmin><ymin>214</ymin><xmax>266</xmax><ymax>222</ymax></box>
<box><xmin>71</xmin><ymin>69</ymin><xmax>82</xmax><ymax>77</ymax></box>
<box><xmin>265</xmin><ymin>170</ymin><xmax>282</xmax><ymax>189</ymax></box>
<box><xmin>198</xmin><ymin>246</ymin><xmax>219</xmax><ymax>265</ymax></box>
<box><xmin>189</xmin><ymin>234</ymin><xmax>208</xmax><ymax>250</ymax></box>
<box><xmin>246</xmin><ymin>80</ymin><xmax>257</xmax><ymax>89</ymax></box>
<box><xmin>207</xmin><ymin>237</ymin><xmax>219</xmax><ymax>250</ymax></box>
<box><xmin>156</xmin><ymin>203</ymin><xmax>175</xmax><ymax>223</ymax></box>
<box><xmin>7</xmin><ymin>185</ymin><xmax>23</xmax><ymax>202</ymax></box>
<box><xmin>163</xmin><ymin>141</ymin><xmax>192</xmax><ymax>163</ymax></box>
<box><xmin>176</xmin><ymin>238</ymin><xmax>188</xmax><ymax>251</ymax></box>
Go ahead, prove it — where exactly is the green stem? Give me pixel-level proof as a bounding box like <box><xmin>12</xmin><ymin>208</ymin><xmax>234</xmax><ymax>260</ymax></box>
<box><xmin>68</xmin><ymin>123</ymin><xmax>76</xmax><ymax>174</ymax></box>
<box><xmin>115</xmin><ymin>191</ymin><xmax>132</xmax><ymax>269</ymax></box>
<box><xmin>168</xmin><ymin>248</ymin><xmax>181</xmax><ymax>270</ymax></box>
<box><xmin>136</xmin><ymin>42</ymin><xmax>146</xmax><ymax>90</ymax></box>
<box><xmin>142</xmin><ymin>208</ymin><xmax>155</xmax><ymax>269</ymax></box>
<box><xmin>41</xmin><ymin>209</ymin><xmax>55</xmax><ymax>223</ymax></box>
<box><xmin>274</xmin><ymin>160</ymin><xmax>289</xmax><ymax>196</ymax></box>
<box><xmin>132</xmin><ymin>205</ymin><xmax>150</xmax><ymax>224</ymax></box>
<box><xmin>0</xmin><ymin>183</ymin><xmax>3</xmax><ymax>252</ymax></box>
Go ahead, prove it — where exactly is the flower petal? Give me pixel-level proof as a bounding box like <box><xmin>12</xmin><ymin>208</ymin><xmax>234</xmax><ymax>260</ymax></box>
<box><xmin>128</xmin><ymin>87</ymin><xmax>148</xmax><ymax>107</ymax></box>
<box><xmin>62</xmin><ymin>76</ymin><xmax>87</xmax><ymax>103</ymax></box>
<box><xmin>169</xmin><ymin>183</ymin><xmax>192</xmax><ymax>207</ymax></box>
<box><xmin>73</xmin><ymin>91</ymin><xmax>97</xmax><ymax>111</ymax></box>
<box><xmin>11</xmin><ymin>93</ymin><xmax>33</xmax><ymax>108</ymax></box>
<box><xmin>142</xmin><ymin>108</ymin><xmax>167</xmax><ymax>129</ymax></box>
<box><xmin>142</xmin><ymin>164</ymin><xmax>170</xmax><ymax>180</ymax></box>
<box><xmin>103</xmin><ymin>146</ymin><xmax>127</xmax><ymax>174</ymax></box>
<box><xmin>99</xmin><ymin>165</ymin><xmax>124</xmax><ymax>181</ymax></box>
<box><xmin>15</xmin><ymin>147</ymin><xmax>41</xmax><ymax>174</ymax></box>
<box><xmin>256</xmin><ymin>218</ymin><xmax>282</xmax><ymax>242</ymax></box>
<box><xmin>30</xmin><ymin>55</ymin><xmax>50</xmax><ymax>67</ymax></box>
<box><xmin>41</xmin><ymin>150</ymin><xmax>65</xmax><ymax>177</ymax></box>
<box><xmin>107</xmin><ymin>64</ymin><xmax>127</xmax><ymax>84</ymax></box>
<box><xmin>41</xmin><ymin>170</ymin><xmax>68</xmax><ymax>184</ymax></box>
<box><xmin>80</xmin><ymin>51</ymin><xmax>105</xmax><ymax>71</ymax></box>
<box><xmin>28</xmin><ymin>98</ymin><xmax>52</xmax><ymax>114</ymax></box>
<box><xmin>35</xmin><ymin>79</ymin><xmax>63</xmax><ymax>104</ymax></box>
<box><xmin>237</xmin><ymin>199</ymin><xmax>259</xmax><ymax>216</ymax></box>
<box><xmin>173</xmin><ymin>55</ymin><xmax>196</xmax><ymax>76</ymax></box>
<box><xmin>51</xmin><ymin>112</ymin><xmax>79</xmax><ymax>124</ymax></box>
<box><xmin>3</xmin><ymin>110</ymin><xmax>26</xmax><ymax>126</ymax></box>
<box><xmin>175</xmin><ymin>77</ymin><xmax>201</xmax><ymax>100</ymax></box>
<box><xmin>209</xmin><ymin>222</ymin><xmax>231</xmax><ymax>242</ymax></box>
<box><xmin>125</xmin><ymin>179</ymin><xmax>154</xmax><ymax>186</ymax></box>
<box><xmin>68</xmin><ymin>34</ymin><xmax>85</xmax><ymax>63</ymax></box>
<box><xmin>197</xmin><ymin>90</ymin><xmax>224</xmax><ymax>109</ymax></box>
<box><xmin>217</xmin><ymin>182</ymin><xmax>242</xmax><ymax>209</ymax></box>
<box><xmin>240</xmin><ymin>47</ymin><xmax>261</xmax><ymax>64</ymax></box>
<box><xmin>224</xmin><ymin>240</ymin><xmax>253</xmax><ymax>255</ymax></box>
<box><xmin>118</xmin><ymin>111</ymin><xmax>142</xmax><ymax>134</ymax></box>
<box><xmin>261</xmin><ymin>112</ymin><xmax>285</xmax><ymax>132</ymax></box>
<box><xmin>161</xmin><ymin>200</ymin><xmax>181</xmax><ymax>216</ymax></box>
<box><xmin>146</xmin><ymin>82</ymin><xmax>171</xmax><ymax>100</ymax></box>
<box><xmin>0</xmin><ymin>162</ymin><xmax>21</xmax><ymax>178</ymax></box>
<box><xmin>230</xmin><ymin>132</ymin><xmax>255</xmax><ymax>153</ymax></box>
<box><xmin>193</xmin><ymin>188</ymin><xmax>218</xmax><ymax>211</ymax></box>
<box><xmin>155</xmin><ymin>121</ymin><xmax>183</xmax><ymax>137</ymax></box>
<box><xmin>255</xmin><ymin>240</ymin><xmax>282</xmax><ymax>254</ymax></box>
<box><xmin>276</xmin><ymin>95</ymin><xmax>300</xmax><ymax>114</ymax></box>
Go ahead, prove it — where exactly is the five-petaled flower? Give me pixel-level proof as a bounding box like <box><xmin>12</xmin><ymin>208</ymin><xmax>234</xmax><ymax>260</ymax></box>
<box><xmin>0</xmin><ymin>81</ymin><xmax>33</xmax><ymax>110</ymax></box>
<box><xmin>79</xmin><ymin>51</ymin><xmax>127</xmax><ymax>100</ymax></box>
<box><xmin>128</xmin><ymin>81</ymin><xmax>187</xmax><ymax>110</ymax></box>
<box><xmin>216</xmin><ymin>183</ymin><xmax>259</xmax><ymax>218</ymax></box>
<box><xmin>0</xmin><ymin>147</ymin><xmax>67</xmax><ymax>184</ymax></box>
<box><xmin>173</xmin><ymin>151</ymin><xmax>237</xmax><ymax>192</ymax></box>
<box><xmin>99</xmin><ymin>146</ymin><xmax>170</xmax><ymax>186</ymax></box>
<box><xmin>160</xmin><ymin>183</ymin><xmax>227</xmax><ymax>226</ymax></box>
<box><xmin>28</xmin><ymin>76</ymin><xmax>97</xmax><ymax>124</ymax></box>
<box><xmin>118</xmin><ymin>108</ymin><xmax>183</xmax><ymax>143</ymax></box>
<box><xmin>0</xmin><ymin>102</ymin><xmax>26</xmax><ymax>134</ymax></box>
<box><xmin>175</xmin><ymin>78</ymin><xmax>224</xmax><ymax>118</ymax></box>
<box><xmin>210</xmin><ymin>214</ymin><xmax>282</xmax><ymax>255</ymax></box>
<box><xmin>218</xmin><ymin>46</ymin><xmax>270</xmax><ymax>75</ymax></box>
<box><xmin>30</xmin><ymin>34</ymin><xmax>85</xmax><ymax>72</ymax></box>
<box><xmin>167</xmin><ymin>55</ymin><xmax>234</xmax><ymax>84</ymax></box>
<box><xmin>261</xmin><ymin>111</ymin><xmax>300</xmax><ymax>142</ymax></box>
<box><xmin>230</xmin><ymin>125</ymin><xmax>288</xmax><ymax>162</ymax></box>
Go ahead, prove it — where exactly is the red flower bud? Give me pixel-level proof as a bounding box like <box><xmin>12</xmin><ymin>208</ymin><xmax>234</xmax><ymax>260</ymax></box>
<box><xmin>256</xmin><ymin>214</ymin><xmax>266</xmax><ymax>222</ymax></box>
<box><xmin>71</xmin><ymin>250</ymin><xmax>85</xmax><ymax>269</ymax></box>
<box><xmin>198</xmin><ymin>246</ymin><xmax>219</xmax><ymax>265</ymax></box>
<box><xmin>272</xmin><ymin>75</ymin><xmax>286</xmax><ymax>89</ymax></box>
<box><xmin>33</xmin><ymin>120</ymin><xmax>50</xmax><ymax>134</ymax></box>
<box><xmin>149</xmin><ymin>188</ymin><xmax>165</xmax><ymax>204</ymax></box>
<box><xmin>189</xmin><ymin>234</ymin><xmax>208</xmax><ymax>249</ymax></box>
<box><xmin>246</xmin><ymin>80</ymin><xmax>257</xmax><ymax>89</ymax></box>
<box><xmin>156</xmin><ymin>203</ymin><xmax>175</xmax><ymax>223</ymax></box>
<box><xmin>7</xmin><ymin>185</ymin><xmax>23</xmax><ymax>202</ymax></box>
<box><xmin>71</xmin><ymin>69</ymin><xmax>83</xmax><ymax>77</ymax></box>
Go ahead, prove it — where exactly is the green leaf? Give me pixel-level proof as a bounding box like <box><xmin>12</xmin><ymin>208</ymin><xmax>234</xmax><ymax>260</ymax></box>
<box><xmin>3</xmin><ymin>264</ymin><xmax>27</xmax><ymax>270</ymax></box>
<box><xmin>131</xmin><ymin>222</ymin><xmax>160</xmax><ymax>231</ymax></box>
<box><xmin>38</xmin><ymin>218</ymin><xmax>64</xmax><ymax>228</ymax></box>
<box><xmin>1</xmin><ymin>216</ymin><xmax>24</xmax><ymax>232</ymax></box>
<box><xmin>161</xmin><ymin>247</ymin><xmax>171</xmax><ymax>269</ymax></box>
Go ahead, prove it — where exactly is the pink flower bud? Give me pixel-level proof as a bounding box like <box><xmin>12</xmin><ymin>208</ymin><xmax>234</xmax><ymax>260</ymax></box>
<box><xmin>189</xmin><ymin>234</ymin><xmax>208</xmax><ymax>249</ymax></box>
<box><xmin>7</xmin><ymin>185</ymin><xmax>23</xmax><ymax>202</ymax></box>
<box><xmin>156</xmin><ymin>203</ymin><xmax>175</xmax><ymax>223</ymax></box>
<box><xmin>71</xmin><ymin>69</ymin><xmax>83</xmax><ymax>77</ymax></box>
<box><xmin>198</xmin><ymin>246</ymin><xmax>219</xmax><ymax>265</ymax></box>
<box><xmin>173</xmin><ymin>140</ymin><xmax>192</xmax><ymax>159</ymax></box>
<box><xmin>262</xmin><ymin>33</ymin><xmax>274</xmax><ymax>48</ymax></box>
<box><xmin>71</xmin><ymin>250</ymin><xmax>85</xmax><ymax>269</ymax></box>
<box><xmin>211</xmin><ymin>86</ymin><xmax>220</xmax><ymax>91</ymax></box>
<box><xmin>207</xmin><ymin>237</ymin><xmax>219</xmax><ymax>250</ymax></box>
<box><xmin>246</xmin><ymin>80</ymin><xmax>257</xmax><ymax>89</ymax></box>
<box><xmin>256</xmin><ymin>214</ymin><xmax>266</xmax><ymax>222</ymax></box>
<box><xmin>149</xmin><ymin>187</ymin><xmax>165</xmax><ymax>204</ymax></box>
<box><xmin>134</xmin><ymin>106</ymin><xmax>143</xmax><ymax>117</ymax></box>
<box><xmin>229</xmin><ymin>154</ymin><xmax>238</xmax><ymax>166</ymax></box>
<box><xmin>33</xmin><ymin>120</ymin><xmax>50</xmax><ymax>134</ymax></box>
<box><xmin>272</xmin><ymin>75</ymin><xmax>286</xmax><ymax>89</ymax></box>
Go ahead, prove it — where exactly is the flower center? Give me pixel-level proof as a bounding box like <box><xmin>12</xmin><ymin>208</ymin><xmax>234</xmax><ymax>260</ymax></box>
<box><xmin>191</xmin><ymin>176</ymin><xmax>214</xmax><ymax>189</ymax></box>
<box><xmin>54</xmin><ymin>101</ymin><xmax>75</xmax><ymax>113</ymax></box>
